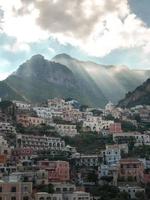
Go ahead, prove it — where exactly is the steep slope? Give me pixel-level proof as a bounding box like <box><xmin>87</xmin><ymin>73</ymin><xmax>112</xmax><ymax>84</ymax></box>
<box><xmin>118</xmin><ymin>78</ymin><xmax>150</xmax><ymax>107</ymax></box>
<box><xmin>52</xmin><ymin>54</ymin><xmax>150</xmax><ymax>104</ymax></box>
<box><xmin>3</xmin><ymin>54</ymin><xmax>108</xmax><ymax>106</ymax></box>
<box><xmin>0</xmin><ymin>81</ymin><xmax>24</xmax><ymax>101</ymax></box>
<box><xmin>5</xmin><ymin>55</ymin><xmax>82</xmax><ymax>103</ymax></box>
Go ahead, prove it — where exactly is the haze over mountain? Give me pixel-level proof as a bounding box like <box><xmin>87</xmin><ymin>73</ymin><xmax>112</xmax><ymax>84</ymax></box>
<box><xmin>118</xmin><ymin>78</ymin><xmax>150</xmax><ymax>108</ymax></box>
<box><xmin>0</xmin><ymin>54</ymin><xmax>149</xmax><ymax>107</ymax></box>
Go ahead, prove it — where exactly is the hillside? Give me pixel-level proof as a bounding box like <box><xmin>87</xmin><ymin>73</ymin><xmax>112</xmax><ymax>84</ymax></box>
<box><xmin>0</xmin><ymin>81</ymin><xmax>24</xmax><ymax>101</ymax></box>
<box><xmin>4</xmin><ymin>55</ymin><xmax>82</xmax><ymax>103</ymax></box>
<box><xmin>118</xmin><ymin>78</ymin><xmax>150</xmax><ymax>107</ymax></box>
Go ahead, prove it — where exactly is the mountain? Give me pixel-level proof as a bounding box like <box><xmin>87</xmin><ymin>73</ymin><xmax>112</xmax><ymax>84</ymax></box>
<box><xmin>118</xmin><ymin>78</ymin><xmax>150</xmax><ymax>107</ymax></box>
<box><xmin>0</xmin><ymin>81</ymin><xmax>24</xmax><ymax>101</ymax></box>
<box><xmin>0</xmin><ymin>53</ymin><xmax>149</xmax><ymax>107</ymax></box>
<box><xmin>2</xmin><ymin>55</ymin><xmax>82</xmax><ymax>103</ymax></box>
<box><xmin>52</xmin><ymin>54</ymin><xmax>150</xmax><ymax>103</ymax></box>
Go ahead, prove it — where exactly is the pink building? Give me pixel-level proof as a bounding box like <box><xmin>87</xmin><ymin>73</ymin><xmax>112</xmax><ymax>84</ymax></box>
<box><xmin>11</xmin><ymin>148</ymin><xmax>34</xmax><ymax>161</ymax></box>
<box><xmin>142</xmin><ymin>170</ymin><xmax>150</xmax><ymax>184</ymax></box>
<box><xmin>38</xmin><ymin>160</ymin><xmax>70</xmax><ymax>182</ymax></box>
<box><xmin>109</xmin><ymin>123</ymin><xmax>122</xmax><ymax>134</ymax></box>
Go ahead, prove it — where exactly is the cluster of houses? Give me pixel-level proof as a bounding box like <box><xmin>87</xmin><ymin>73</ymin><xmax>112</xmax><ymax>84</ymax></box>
<box><xmin>0</xmin><ymin>98</ymin><xmax>150</xmax><ymax>199</ymax></box>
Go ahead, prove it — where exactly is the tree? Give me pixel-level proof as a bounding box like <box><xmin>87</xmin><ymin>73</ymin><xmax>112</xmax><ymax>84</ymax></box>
<box><xmin>145</xmin><ymin>183</ymin><xmax>150</xmax><ymax>199</ymax></box>
<box><xmin>105</xmin><ymin>114</ymin><xmax>115</xmax><ymax>121</ymax></box>
<box><xmin>115</xmin><ymin>191</ymin><xmax>130</xmax><ymax>200</ymax></box>
<box><xmin>121</xmin><ymin>121</ymin><xmax>137</xmax><ymax>132</ymax></box>
<box><xmin>47</xmin><ymin>183</ymin><xmax>54</xmax><ymax>194</ymax></box>
<box><xmin>135</xmin><ymin>191</ymin><xmax>146</xmax><ymax>200</ymax></box>
<box><xmin>38</xmin><ymin>183</ymin><xmax>54</xmax><ymax>194</ymax></box>
<box><xmin>87</xmin><ymin>171</ymin><xmax>98</xmax><ymax>184</ymax></box>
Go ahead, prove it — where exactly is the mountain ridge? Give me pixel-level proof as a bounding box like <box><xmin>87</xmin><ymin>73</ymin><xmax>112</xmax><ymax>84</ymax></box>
<box><xmin>118</xmin><ymin>78</ymin><xmax>150</xmax><ymax>107</ymax></box>
<box><xmin>0</xmin><ymin>53</ymin><xmax>150</xmax><ymax>107</ymax></box>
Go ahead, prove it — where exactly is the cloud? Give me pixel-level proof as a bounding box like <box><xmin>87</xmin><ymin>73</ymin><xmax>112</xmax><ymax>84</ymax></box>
<box><xmin>0</xmin><ymin>7</ymin><xmax>4</xmax><ymax>30</ymax></box>
<box><xmin>3</xmin><ymin>42</ymin><xmax>30</xmax><ymax>53</ymax></box>
<box><xmin>48</xmin><ymin>47</ymin><xmax>55</xmax><ymax>54</ymax></box>
<box><xmin>1</xmin><ymin>0</ymin><xmax>150</xmax><ymax>57</ymax></box>
<box><xmin>0</xmin><ymin>71</ymin><xmax>10</xmax><ymax>80</ymax></box>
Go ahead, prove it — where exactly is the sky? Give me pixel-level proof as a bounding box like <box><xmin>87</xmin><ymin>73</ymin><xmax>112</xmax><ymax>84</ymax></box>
<box><xmin>0</xmin><ymin>0</ymin><xmax>150</xmax><ymax>80</ymax></box>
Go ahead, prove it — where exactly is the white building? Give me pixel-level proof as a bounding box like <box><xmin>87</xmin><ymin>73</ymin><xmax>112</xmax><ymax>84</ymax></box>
<box><xmin>113</xmin><ymin>132</ymin><xmax>150</xmax><ymax>145</ymax></box>
<box><xmin>10</xmin><ymin>170</ymin><xmax>48</xmax><ymax>185</ymax></box>
<box><xmin>102</xmin><ymin>145</ymin><xmax>121</xmax><ymax>165</ymax></box>
<box><xmin>0</xmin><ymin>136</ymin><xmax>9</xmax><ymax>154</ymax></box>
<box><xmin>119</xmin><ymin>185</ymin><xmax>145</xmax><ymax>199</ymax></box>
<box><xmin>105</xmin><ymin>101</ymin><xmax>114</xmax><ymax>112</ymax></box>
<box><xmin>83</xmin><ymin>116</ymin><xmax>114</xmax><ymax>132</ymax></box>
<box><xmin>98</xmin><ymin>164</ymin><xmax>109</xmax><ymax>178</ymax></box>
<box><xmin>35</xmin><ymin>191</ymin><xmax>90</xmax><ymax>200</ymax></box>
<box><xmin>52</xmin><ymin>182</ymin><xmax>76</xmax><ymax>193</ymax></box>
<box><xmin>66</xmin><ymin>191</ymin><xmax>90</xmax><ymax>200</ymax></box>
<box><xmin>51</xmin><ymin>111</ymin><xmax>63</xmax><ymax>119</ymax></box>
<box><xmin>63</xmin><ymin>109</ymin><xmax>83</xmax><ymax>122</ymax></box>
<box><xmin>13</xmin><ymin>100</ymin><xmax>31</xmax><ymax>110</ymax></box>
<box><xmin>0</xmin><ymin>122</ymin><xmax>16</xmax><ymax>134</ymax></box>
<box><xmin>47</xmin><ymin>98</ymin><xmax>73</xmax><ymax>111</ymax></box>
<box><xmin>105</xmin><ymin>144</ymin><xmax>128</xmax><ymax>154</ymax></box>
<box><xmin>55</xmin><ymin>124</ymin><xmax>78</xmax><ymax>137</ymax></box>
<box><xmin>33</xmin><ymin>107</ymin><xmax>53</xmax><ymax>120</ymax></box>
<box><xmin>35</xmin><ymin>192</ymin><xmax>63</xmax><ymax>200</ymax></box>
<box><xmin>72</xmin><ymin>154</ymin><xmax>101</xmax><ymax>167</ymax></box>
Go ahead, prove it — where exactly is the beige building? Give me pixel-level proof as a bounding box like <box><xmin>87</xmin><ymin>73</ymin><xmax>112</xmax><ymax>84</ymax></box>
<box><xmin>55</xmin><ymin>124</ymin><xmax>78</xmax><ymax>137</ymax></box>
<box><xmin>0</xmin><ymin>181</ymin><xmax>32</xmax><ymax>200</ymax></box>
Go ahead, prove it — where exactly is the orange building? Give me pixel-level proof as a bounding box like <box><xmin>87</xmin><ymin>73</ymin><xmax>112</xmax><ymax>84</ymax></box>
<box><xmin>118</xmin><ymin>159</ymin><xmax>144</xmax><ymax>183</ymax></box>
<box><xmin>0</xmin><ymin>155</ymin><xmax>7</xmax><ymax>164</ymax></box>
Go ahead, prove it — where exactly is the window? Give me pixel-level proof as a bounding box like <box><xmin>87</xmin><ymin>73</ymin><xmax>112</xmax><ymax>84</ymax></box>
<box><xmin>56</xmin><ymin>188</ymin><xmax>61</xmax><ymax>192</ymax></box>
<box><xmin>69</xmin><ymin>188</ymin><xmax>74</xmax><ymax>192</ymax></box>
<box><xmin>0</xmin><ymin>187</ymin><xmax>2</xmax><ymax>192</ymax></box>
<box><xmin>47</xmin><ymin>197</ymin><xmax>51</xmax><ymax>200</ymax></box>
<box><xmin>24</xmin><ymin>187</ymin><xmax>28</xmax><ymax>192</ymax></box>
<box><xmin>23</xmin><ymin>197</ymin><xmax>29</xmax><ymax>200</ymax></box>
<box><xmin>11</xmin><ymin>197</ymin><xmax>16</xmax><ymax>200</ymax></box>
<box><xmin>63</xmin><ymin>188</ymin><xmax>67</xmax><ymax>192</ymax></box>
<box><xmin>11</xmin><ymin>187</ymin><xmax>16</xmax><ymax>192</ymax></box>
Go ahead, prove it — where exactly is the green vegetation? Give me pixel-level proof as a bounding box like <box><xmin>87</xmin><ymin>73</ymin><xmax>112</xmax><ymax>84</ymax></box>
<box><xmin>62</xmin><ymin>133</ymin><xmax>113</xmax><ymax>153</ymax></box>
<box><xmin>16</xmin><ymin>123</ymin><xmax>59</xmax><ymax>137</ymax></box>
<box><xmin>0</xmin><ymin>81</ymin><xmax>24</xmax><ymax>101</ymax></box>
<box><xmin>121</xmin><ymin>121</ymin><xmax>137</xmax><ymax>132</ymax></box>
<box><xmin>87</xmin><ymin>185</ymin><xmax>130</xmax><ymax>200</ymax></box>
<box><xmin>35</xmin><ymin>183</ymin><xmax>54</xmax><ymax>193</ymax></box>
<box><xmin>0</xmin><ymin>100</ymin><xmax>13</xmax><ymax>110</ymax></box>
<box><xmin>118</xmin><ymin>78</ymin><xmax>150</xmax><ymax>107</ymax></box>
<box><xmin>128</xmin><ymin>145</ymin><xmax>150</xmax><ymax>159</ymax></box>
